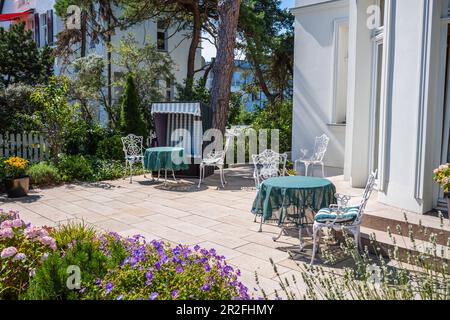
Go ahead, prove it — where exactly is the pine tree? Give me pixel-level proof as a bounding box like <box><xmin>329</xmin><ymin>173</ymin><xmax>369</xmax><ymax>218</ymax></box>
<box><xmin>120</xmin><ymin>74</ymin><xmax>147</xmax><ymax>139</ymax></box>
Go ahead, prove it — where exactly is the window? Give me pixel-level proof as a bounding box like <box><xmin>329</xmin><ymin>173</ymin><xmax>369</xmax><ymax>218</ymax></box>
<box><xmin>40</xmin><ymin>13</ymin><xmax>48</xmax><ymax>47</ymax></box>
<box><xmin>165</xmin><ymin>78</ymin><xmax>172</xmax><ymax>101</ymax></box>
<box><xmin>331</xmin><ymin>19</ymin><xmax>349</xmax><ymax>124</ymax></box>
<box><xmin>157</xmin><ymin>20</ymin><xmax>168</xmax><ymax>51</ymax></box>
<box><xmin>17</xmin><ymin>0</ymin><xmax>30</xmax><ymax>7</ymax></box>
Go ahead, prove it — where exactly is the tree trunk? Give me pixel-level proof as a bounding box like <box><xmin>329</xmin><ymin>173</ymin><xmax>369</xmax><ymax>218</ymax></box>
<box><xmin>80</xmin><ymin>10</ymin><xmax>87</xmax><ymax>57</ymax></box>
<box><xmin>184</xmin><ymin>4</ymin><xmax>202</xmax><ymax>94</ymax></box>
<box><xmin>211</xmin><ymin>0</ymin><xmax>241</xmax><ymax>133</ymax></box>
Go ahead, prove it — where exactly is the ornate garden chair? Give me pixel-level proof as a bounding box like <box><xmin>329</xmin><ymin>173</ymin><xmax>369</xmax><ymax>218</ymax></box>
<box><xmin>295</xmin><ymin>134</ymin><xmax>330</xmax><ymax>177</ymax></box>
<box><xmin>121</xmin><ymin>134</ymin><xmax>146</xmax><ymax>183</ymax></box>
<box><xmin>198</xmin><ymin>134</ymin><xmax>233</xmax><ymax>189</ymax></box>
<box><xmin>252</xmin><ymin>149</ymin><xmax>288</xmax><ymax>232</ymax></box>
<box><xmin>310</xmin><ymin>170</ymin><xmax>377</xmax><ymax>265</ymax></box>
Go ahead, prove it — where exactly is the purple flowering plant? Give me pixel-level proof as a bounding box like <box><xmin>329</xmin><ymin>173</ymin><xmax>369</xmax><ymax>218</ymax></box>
<box><xmin>85</xmin><ymin>238</ymin><xmax>253</xmax><ymax>300</ymax></box>
<box><xmin>0</xmin><ymin>209</ymin><xmax>56</xmax><ymax>299</ymax></box>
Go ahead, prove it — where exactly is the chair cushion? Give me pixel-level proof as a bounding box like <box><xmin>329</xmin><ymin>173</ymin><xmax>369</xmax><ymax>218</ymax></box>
<box><xmin>126</xmin><ymin>155</ymin><xmax>144</xmax><ymax>161</ymax></box>
<box><xmin>314</xmin><ymin>206</ymin><xmax>360</xmax><ymax>224</ymax></box>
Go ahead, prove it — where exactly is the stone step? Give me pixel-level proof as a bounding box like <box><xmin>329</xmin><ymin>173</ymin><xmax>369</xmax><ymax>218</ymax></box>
<box><xmin>362</xmin><ymin>211</ymin><xmax>450</xmax><ymax>247</ymax></box>
<box><xmin>359</xmin><ymin>226</ymin><xmax>449</xmax><ymax>269</ymax></box>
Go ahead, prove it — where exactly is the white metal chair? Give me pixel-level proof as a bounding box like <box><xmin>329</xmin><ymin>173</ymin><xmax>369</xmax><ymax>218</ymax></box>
<box><xmin>295</xmin><ymin>134</ymin><xmax>330</xmax><ymax>177</ymax></box>
<box><xmin>121</xmin><ymin>134</ymin><xmax>146</xmax><ymax>183</ymax></box>
<box><xmin>198</xmin><ymin>134</ymin><xmax>233</xmax><ymax>189</ymax></box>
<box><xmin>310</xmin><ymin>170</ymin><xmax>377</xmax><ymax>265</ymax></box>
<box><xmin>252</xmin><ymin>149</ymin><xmax>288</xmax><ymax>232</ymax></box>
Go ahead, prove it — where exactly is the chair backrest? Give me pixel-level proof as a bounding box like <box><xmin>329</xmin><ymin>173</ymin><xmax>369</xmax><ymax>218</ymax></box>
<box><xmin>252</xmin><ymin>149</ymin><xmax>288</xmax><ymax>188</ymax></box>
<box><xmin>355</xmin><ymin>170</ymin><xmax>378</xmax><ymax>223</ymax></box>
<box><xmin>121</xmin><ymin>134</ymin><xmax>144</xmax><ymax>158</ymax></box>
<box><xmin>312</xmin><ymin>134</ymin><xmax>330</xmax><ymax>161</ymax></box>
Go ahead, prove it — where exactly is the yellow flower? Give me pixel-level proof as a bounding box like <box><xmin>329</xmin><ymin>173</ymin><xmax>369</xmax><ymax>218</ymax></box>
<box><xmin>4</xmin><ymin>156</ymin><xmax>29</xmax><ymax>170</ymax></box>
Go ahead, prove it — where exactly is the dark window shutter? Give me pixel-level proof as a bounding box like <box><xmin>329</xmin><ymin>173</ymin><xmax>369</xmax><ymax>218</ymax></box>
<box><xmin>47</xmin><ymin>9</ymin><xmax>53</xmax><ymax>46</ymax></box>
<box><xmin>34</xmin><ymin>13</ymin><xmax>40</xmax><ymax>47</ymax></box>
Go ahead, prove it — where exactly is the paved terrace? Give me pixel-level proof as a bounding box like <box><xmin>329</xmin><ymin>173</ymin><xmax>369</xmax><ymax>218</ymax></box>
<box><xmin>1</xmin><ymin>166</ymin><xmax>448</xmax><ymax>298</ymax></box>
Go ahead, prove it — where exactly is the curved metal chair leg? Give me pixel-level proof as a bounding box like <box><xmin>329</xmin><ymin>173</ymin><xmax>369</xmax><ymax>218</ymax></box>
<box><xmin>310</xmin><ymin>225</ymin><xmax>320</xmax><ymax>265</ymax></box>
<box><xmin>304</xmin><ymin>163</ymin><xmax>310</xmax><ymax>176</ymax></box>
<box><xmin>141</xmin><ymin>159</ymin><xmax>147</xmax><ymax>178</ymax></box>
<box><xmin>273</xmin><ymin>226</ymin><xmax>285</xmax><ymax>241</ymax></box>
<box><xmin>129</xmin><ymin>161</ymin><xmax>133</xmax><ymax>184</ymax></box>
<box><xmin>219</xmin><ymin>167</ymin><xmax>225</xmax><ymax>188</ymax></box>
<box><xmin>172</xmin><ymin>169</ymin><xmax>177</xmax><ymax>182</ymax></box>
<box><xmin>123</xmin><ymin>161</ymin><xmax>128</xmax><ymax>180</ymax></box>
<box><xmin>258</xmin><ymin>215</ymin><xmax>263</xmax><ymax>233</ymax></box>
<box><xmin>198</xmin><ymin>164</ymin><xmax>203</xmax><ymax>188</ymax></box>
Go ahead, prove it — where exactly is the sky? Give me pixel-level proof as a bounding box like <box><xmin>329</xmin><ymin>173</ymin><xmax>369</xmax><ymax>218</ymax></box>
<box><xmin>202</xmin><ymin>0</ymin><xmax>294</xmax><ymax>62</ymax></box>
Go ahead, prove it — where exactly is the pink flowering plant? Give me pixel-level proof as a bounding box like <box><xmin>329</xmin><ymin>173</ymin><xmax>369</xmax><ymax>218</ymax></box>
<box><xmin>84</xmin><ymin>236</ymin><xmax>254</xmax><ymax>300</ymax></box>
<box><xmin>0</xmin><ymin>209</ymin><xmax>56</xmax><ymax>299</ymax></box>
<box><xmin>433</xmin><ymin>163</ymin><xmax>450</xmax><ymax>193</ymax></box>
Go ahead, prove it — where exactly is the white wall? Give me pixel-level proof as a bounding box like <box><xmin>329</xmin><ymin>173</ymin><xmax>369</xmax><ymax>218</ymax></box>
<box><xmin>292</xmin><ymin>0</ymin><xmax>348</xmax><ymax>170</ymax></box>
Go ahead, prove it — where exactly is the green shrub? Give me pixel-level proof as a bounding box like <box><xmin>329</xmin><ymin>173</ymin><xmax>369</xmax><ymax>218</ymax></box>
<box><xmin>27</xmin><ymin>162</ymin><xmax>61</xmax><ymax>187</ymax></box>
<box><xmin>26</xmin><ymin>233</ymin><xmax>129</xmax><ymax>300</ymax></box>
<box><xmin>96</xmin><ymin>135</ymin><xmax>124</xmax><ymax>161</ymax></box>
<box><xmin>120</xmin><ymin>74</ymin><xmax>147</xmax><ymax>140</ymax></box>
<box><xmin>25</xmin><ymin>241</ymin><xmax>108</xmax><ymax>300</ymax></box>
<box><xmin>0</xmin><ymin>210</ymin><xmax>57</xmax><ymax>300</ymax></box>
<box><xmin>50</xmin><ymin>222</ymin><xmax>97</xmax><ymax>249</ymax></box>
<box><xmin>56</xmin><ymin>154</ymin><xmax>94</xmax><ymax>182</ymax></box>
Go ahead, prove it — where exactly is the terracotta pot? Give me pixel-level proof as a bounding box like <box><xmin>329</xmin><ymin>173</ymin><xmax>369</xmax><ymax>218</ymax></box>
<box><xmin>5</xmin><ymin>176</ymin><xmax>29</xmax><ymax>198</ymax></box>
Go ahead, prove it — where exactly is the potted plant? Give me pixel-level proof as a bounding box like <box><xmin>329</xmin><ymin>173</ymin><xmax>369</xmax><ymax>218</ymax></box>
<box><xmin>3</xmin><ymin>156</ymin><xmax>30</xmax><ymax>198</ymax></box>
<box><xmin>433</xmin><ymin>163</ymin><xmax>450</xmax><ymax>214</ymax></box>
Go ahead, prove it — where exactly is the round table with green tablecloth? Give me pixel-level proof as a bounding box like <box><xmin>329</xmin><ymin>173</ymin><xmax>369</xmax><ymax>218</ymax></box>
<box><xmin>252</xmin><ymin>176</ymin><xmax>336</xmax><ymax>224</ymax></box>
<box><xmin>251</xmin><ymin>176</ymin><xmax>336</xmax><ymax>249</ymax></box>
<box><xmin>144</xmin><ymin>147</ymin><xmax>190</xmax><ymax>183</ymax></box>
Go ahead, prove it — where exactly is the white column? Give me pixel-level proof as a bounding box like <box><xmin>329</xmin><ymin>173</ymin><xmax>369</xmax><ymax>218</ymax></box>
<box><xmin>344</xmin><ymin>0</ymin><xmax>374</xmax><ymax>187</ymax></box>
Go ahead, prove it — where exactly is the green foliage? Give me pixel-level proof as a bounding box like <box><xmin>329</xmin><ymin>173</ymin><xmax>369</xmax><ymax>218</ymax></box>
<box><xmin>64</xmin><ymin>121</ymin><xmax>110</xmax><ymax>156</ymax></box>
<box><xmin>69</xmin><ymin>54</ymin><xmax>108</xmax><ymax>122</ymax></box>
<box><xmin>26</xmin><ymin>162</ymin><xmax>62</xmax><ymax>187</ymax></box>
<box><xmin>113</xmin><ymin>34</ymin><xmax>175</xmax><ymax>125</ymax></box>
<box><xmin>0</xmin><ymin>83</ymin><xmax>39</xmax><ymax>133</ymax></box>
<box><xmin>251</xmin><ymin>100</ymin><xmax>292</xmax><ymax>153</ymax></box>
<box><xmin>91</xmin><ymin>160</ymin><xmax>125</xmax><ymax>181</ymax></box>
<box><xmin>238</xmin><ymin>0</ymin><xmax>294</xmax><ymax>102</ymax></box>
<box><xmin>176</xmin><ymin>78</ymin><xmax>211</xmax><ymax>105</ymax></box>
<box><xmin>0</xmin><ymin>210</ymin><xmax>56</xmax><ymax>300</ymax></box>
<box><xmin>25</xmin><ymin>241</ymin><xmax>110</xmax><ymax>300</ymax></box>
<box><xmin>95</xmin><ymin>135</ymin><xmax>124</xmax><ymax>161</ymax></box>
<box><xmin>0</xmin><ymin>23</ymin><xmax>54</xmax><ymax>87</ymax></box>
<box><xmin>29</xmin><ymin>76</ymin><xmax>80</xmax><ymax>158</ymax></box>
<box><xmin>50</xmin><ymin>222</ymin><xmax>97</xmax><ymax>250</ymax></box>
<box><xmin>56</xmin><ymin>154</ymin><xmax>94</xmax><ymax>182</ymax></box>
<box><xmin>120</xmin><ymin>74</ymin><xmax>147</xmax><ymax>139</ymax></box>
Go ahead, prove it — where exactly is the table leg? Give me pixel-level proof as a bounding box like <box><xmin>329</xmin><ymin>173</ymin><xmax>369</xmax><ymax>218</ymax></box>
<box><xmin>164</xmin><ymin>169</ymin><xmax>168</xmax><ymax>185</ymax></box>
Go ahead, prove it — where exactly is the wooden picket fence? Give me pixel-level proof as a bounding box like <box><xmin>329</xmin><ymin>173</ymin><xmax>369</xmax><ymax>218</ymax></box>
<box><xmin>0</xmin><ymin>132</ymin><xmax>49</xmax><ymax>162</ymax></box>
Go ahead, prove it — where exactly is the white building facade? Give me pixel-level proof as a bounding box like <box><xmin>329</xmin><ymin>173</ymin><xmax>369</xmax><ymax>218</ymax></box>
<box><xmin>0</xmin><ymin>0</ymin><xmax>203</xmax><ymax>104</ymax></box>
<box><xmin>292</xmin><ymin>0</ymin><xmax>450</xmax><ymax>214</ymax></box>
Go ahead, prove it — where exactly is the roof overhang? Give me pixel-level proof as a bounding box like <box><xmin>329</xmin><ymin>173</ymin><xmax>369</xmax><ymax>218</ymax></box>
<box><xmin>0</xmin><ymin>9</ymin><xmax>34</xmax><ymax>22</ymax></box>
<box><xmin>151</xmin><ymin>102</ymin><xmax>202</xmax><ymax>117</ymax></box>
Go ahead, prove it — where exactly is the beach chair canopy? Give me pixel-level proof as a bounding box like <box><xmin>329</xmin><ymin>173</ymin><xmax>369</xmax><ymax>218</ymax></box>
<box><xmin>151</xmin><ymin>102</ymin><xmax>212</xmax><ymax>158</ymax></box>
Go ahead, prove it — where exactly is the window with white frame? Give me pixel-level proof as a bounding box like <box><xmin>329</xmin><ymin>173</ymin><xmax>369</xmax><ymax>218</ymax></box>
<box><xmin>331</xmin><ymin>19</ymin><xmax>349</xmax><ymax>125</ymax></box>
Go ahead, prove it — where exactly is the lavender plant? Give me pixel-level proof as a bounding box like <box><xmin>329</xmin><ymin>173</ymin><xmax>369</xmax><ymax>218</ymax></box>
<box><xmin>264</xmin><ymin>213</ymin><xmax>450</xmax><ymax>300</ymax></box>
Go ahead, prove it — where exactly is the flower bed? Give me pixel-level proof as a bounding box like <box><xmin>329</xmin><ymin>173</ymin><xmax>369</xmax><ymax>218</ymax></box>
<box><xmin>0</xmin><ymin>209</ymin><xmax>254</xmax><ymax>300</ymax></box>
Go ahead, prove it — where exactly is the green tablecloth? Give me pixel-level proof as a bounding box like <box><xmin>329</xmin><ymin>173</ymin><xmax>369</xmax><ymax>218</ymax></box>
<box><xmin>252</xmin><ymin>176</ymin><xmax>336</xmax><ymax>223</ymax></box>
<box><xmin>144</xmin><ymin>147</ymin><xmax>190</xmax><ymax>171</ymax></box>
